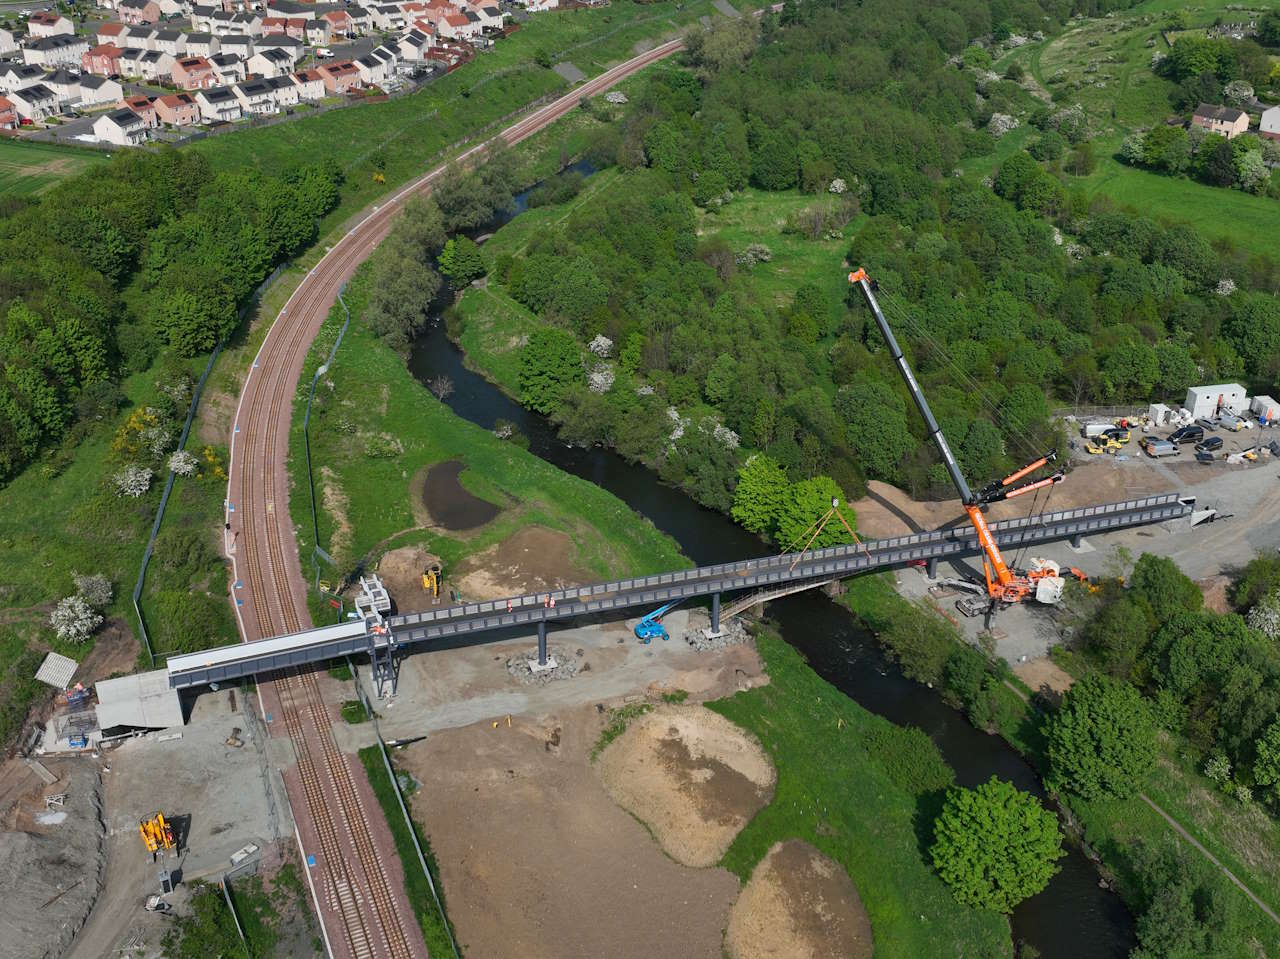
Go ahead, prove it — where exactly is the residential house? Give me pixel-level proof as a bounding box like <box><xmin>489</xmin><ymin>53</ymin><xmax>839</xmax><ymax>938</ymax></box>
<box><xmin>119</xmin><ymin>0</ymin><xmax>163</xmax><ymax>26</ymax></box>
<box><xmin>317</xmin><ymin>59</ymin><xmax>361</xmax><ymax>93</ymax></box>
<box><xmin>437</xmin><ymin>11</ymin><xmax>481</xmax><ymax>41</ymax></box>
<box><xmin>42</xmin><ymin>69</ymin><xmax>82</xmax><ymax>107</ymax></box>
<box><xmin>321</xmin><ymin>10</ymin><xmax>353</xmax><ymax>37</ymax></box>
<box><xmin>210</xmin><ymin>52</ymin><xmax>245</xmax><ymax>83</ymax></box>
<box><xmin>0</xmin><ymin>97</ymin><xmax>16</xmax><ymax>129</ymax></box>
<box><xmin>372</xmin><ymin>43</ymin><xmax>398</xmax><ymax>65</ymax></box>
<box><xmin>173</xmin><ymin>54</ymin><xmax>217</xmax><ymax>88</ymax></box>
<box><xmin>290</xmin><ymin>67</ymin><xmax>324</xmax><ymax>100</ymax></box>
<box><xmin>247</xmin><ymin>47</ymin><xmax>293</xmax><ymax>77</ymax></box>
<box><xmin>266</xmin><ymin>73</ymin><xmax>297</xmax><ymax>106</ymax></box>
<box><xmin>183</xmin><ymin>32</ymin><xmax>219</xmax><ymax>57</ymax></box>
<box><xmin>188</xmin><ymin>4</ymin><xmax>218</xmax><ymax>30</ymax></box>
<box><xmin>1261</xmin><ymin>105</ymin><xmax>1280</xmax><ymax>143</ymax></box>
<box><xmin>120</xmin><ymin>94</ymin><xmax>160</xmax><ymax>127</ymax></box>
<box><xmin>156</xmin><ymin>0</ymin><xmax>186</xmax><ymax>16</ymax></box>
<box><xmin>260</xmin><ymin>15</ymin><xmax>305</xmax><ymax>38</ymax></box>
<box><xmin>218</xmin><ymin>33</ymin><xmax>253</xmax><ymax>58</ymax></box>
<box><xmin>233</xmin><ymin>77</ymin><xmax>275</xmax><ymax>113</ymax></box>
<box><xmin>8</xmin><ymin>84</ymin><xmax>58</xmax><ymax>120</ymax></box>
<box><xmin>122</xmin><ymin>25</ymin><xmax>159</xmax><ymax>48</ymax></box>
<box><xmin>137</xmin><ymin>49</ymin><xmax>174</xmax><ymax>81</ymax></box>
<box><xmin>0</xmin><ymin>27</ymin><xmax>20</xmax><ymax>56</ymax></box>
<box><xmin>154</xmin><ymin>90</ymin><xmax>201</xmax><ymax>125</ymax></box>
<box><xmin>346</xmin><ymin>6</ymin><xmax>372</xmax><ymax>34</ymax></box>
<box><xmin>370</xmin><ymin>4</ymin><xmax>405</xmax><ymax>31</ymax></box>
<box><xmin>152</xmin><ymin>29</ymin><xmax>188</xmax><ymax>56</ymax></box>
<box><xmin>1192</xmin><ymin>103</ymin><xmax>1249</xmax><ymax>139</ymax></box>
<box><xmin>463</xmin><ymin>1</ymin><xmax>502</xmax><ymax>31</ymax></box>
<box><xmin>27</xmin><ymin>12</ymin><xmax>74</xmax><ymax>38</ymax></box>
<box><xmin>304</xmin><ymin>19</ymin><xmax>330</xmax><ymax>45</ymax></box>
<box><xmin>79</xmin><ymin>74</ymin><xmax>124</xmax><ymax>105</ymax></box>
<box><xmin>195</xmin><ymin>84</ymin><xmax>240</xmax><ymax>121</ymax></box>
<box><xmin>0</xmin><ymin>63</ymin><xmax>46</xmax><ymax>92</ymax></box>
<box><xmin>354</xmin><ymin>53</ymin><xmax>389</xmax><ymax>86</ymax></box>
<box><xmin>93</xmin><ymin>106</ymin><xmax>149</xmax><ymax>144</ymax></box>
<box><xmin>83</xmin><ymin>44</ymin><xmax>126</xmax><ymax>76</ymax></box>
<box><xmin>253</xmin><ymin>33</ymin><xmax>304</xmax><ymax>61</ymax></box>
<box><xmin>514</xmin><ymin>0</ymin><xmax>558</xmax><ymax>10</ymax></box>
<box><xmin>24</xmin><ymin>35</ymin><xmax>90</xmax><ymax>68</ymax></box>
<box><xmin>116</xmin><ymin>47</ymin><xmax>147</xmax><ymax>77</ymax></box>
<box><xmin>229</xmin><ymin>12</ymin><xmax>263</xmax><ymax>36</ymax></box>
<box><xmin>397</xmin><ymin>28</ymin><xmax>433</xmax><ymax>60</ymax></box>
<box><xmin>96</xmin><ymin>23</ymin><xmax>127</xmax><ymax>46</ymax></box>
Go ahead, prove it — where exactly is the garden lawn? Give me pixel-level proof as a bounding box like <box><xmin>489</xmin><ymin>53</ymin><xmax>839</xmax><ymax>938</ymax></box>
<box><xmin>0</xmin><ymin>139</ymin><xmax>107</xmax><ymax>197</ymax></box>
<box><xmin>708</xmin><ymin>631</ymin><xmax>1013</xmax><ymax>958</ymax></box>
<box><xmin>288</xmin><ymin>262</ymin><xmax>687</xmax><ymax>625</ymax></box>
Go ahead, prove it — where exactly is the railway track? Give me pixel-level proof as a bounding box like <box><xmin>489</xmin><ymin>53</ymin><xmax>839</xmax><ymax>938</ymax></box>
<box><xmin>223</xmin><ymin>35</ymin><xmax>697</xmax><ymax>959</ymax></box>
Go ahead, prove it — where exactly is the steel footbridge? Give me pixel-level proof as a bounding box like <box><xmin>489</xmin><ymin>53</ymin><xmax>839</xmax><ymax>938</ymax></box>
<box><xmin>167</xmin><ymin>492</ymin><xmax>1194</xmax><ymax>692</ymax></box>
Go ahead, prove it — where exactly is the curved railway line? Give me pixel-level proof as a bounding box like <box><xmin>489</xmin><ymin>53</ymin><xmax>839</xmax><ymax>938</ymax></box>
<box><xmin>223</xmin><ymin>34</ymin><xmax>696</xmax><ymax>959</ymax></box>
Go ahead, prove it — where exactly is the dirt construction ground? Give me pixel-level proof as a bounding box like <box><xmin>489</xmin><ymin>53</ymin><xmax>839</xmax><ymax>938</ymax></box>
<box><xmin>396</xmin><ymin>704</ymin><xmax>744</xmax><ymax>959</ymax></box>
<box><xmin>724</xmin><ymin>840</ymin><xmax>874</xmax><ymax>959</ymax></box>
<box><xmin>596</xmin><ymin>704</ymin><xmax>776</xmax><ymax>868</ymax></box>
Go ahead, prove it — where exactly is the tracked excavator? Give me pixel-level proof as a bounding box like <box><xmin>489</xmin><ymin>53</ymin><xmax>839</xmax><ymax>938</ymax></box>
<box><xmin>848</xmin><ymin>268</ymin><xmax>1087</xmax><ymax>606</ymax></box>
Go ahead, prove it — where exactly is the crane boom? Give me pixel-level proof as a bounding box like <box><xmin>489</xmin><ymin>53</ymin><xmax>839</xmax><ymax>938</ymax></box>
<box><xmin>848</xmin><ymin>269</ymin><xmax>973</xmax><ymax>503</ymax></box>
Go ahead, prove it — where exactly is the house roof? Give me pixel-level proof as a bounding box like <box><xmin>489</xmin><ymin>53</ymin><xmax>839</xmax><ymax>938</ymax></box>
<box><xmin>139</xmin><ymin>50</ymin><xmax>168</xmax><ymax>63</ymax></box>
<box><xmin>201</xmin><ymin>85</ymin><xmax>237</xmax><ymax>102</ymax></box>
<box><xmin>177</xmin><ymin>55</ymin><xmax>213</xmax><ymax>68</ymax></box>
<box><xmin>220</xmin><ymin>33</ymin><xmax>252</xmax><ymax>45</ymax></box>
<box><xmin>255</xmin><ymin>47</ymin><xmax>293</xmax><ymax>61</ymax></box>
<box><xmin>120</xmin><ymin>0</ymin><xmax>155</xmax><ymax>10</ymax></box>
<box><xmin>124</xmin><ymin>94</ymin><xmax>154</xmax><ymax>108</ymax></box>
<box><xmin>237</xmin><ymin>78</ymin><xmax>271</xmax><ymax>95</ymax></box>
<box><xmin>210</xmin><ymin>52</ymin><xmax>242</xmax><ymax>66</ymax></box>
<box><xmin>323</xmin><ymin>59</ymin><xmax>360</xmax><ymax>74</ymax></box>
<box><xmin>158</xmin><ymin>91</ymin><xmax>196</xmax><ymax>105</ymax></box>
<box><xmin>154</xmin><ymin>29</ymin><xmax>183</xmax><ymax>41</ymax></box>
<box><xmin>293</xmin><ymin>68</ymin><xmax>323</xmax><ymax>81</ymax></box>
<box><xmin>88</xmin><ymin>43</ymin><xmax>126</xmax><ymax>56</ymax></box>
<box><xmin>27</xmin><ymin>34</ymin><xmax>87</xmax><ymax>50</ymax></box>
<box><xmin>185</xmin><ymin>32</ymin><xmax>214</xmax><ymax>43</ymax></box>
<box><xmin>1195</xmin><ymin>102</ymin><xmax>1246</xmax><ymax>123</ymax></box>
<box><xmin>98</xmin><ymin>23</ymin><xmax>126</xmax><ymax>36</ymax></box>
<box><xmin>12</xmin><ymin>83</ymin><xmax>56</xmax><ymax>102</ymax></box>
<box><xmin>80</xmin><ymin>74</ymin><xmax>116</xmax><ymax>90</ymax></box>
<box><xmin>0</xmin><ymin>96</ymin><xmax>17</xmax><ymax>113</ymax></box>
<box><xmin>258</xmin><ymin>34</ymin><xmax>304</xmax><ymax>46</ymax></box>
<box><xmin>266</xmin><ymin>74</ymin><xmax>294</xmax><ymax>89</ymax></box>
<box><xmin>29</xmin><ymin>11</ymin><xmax>67</xmax><ymax>24</ymax></box>
<box><xmin>44</xmin><ymin>68</ymin><xmax>79</xmax><ymax>86</ymax></box>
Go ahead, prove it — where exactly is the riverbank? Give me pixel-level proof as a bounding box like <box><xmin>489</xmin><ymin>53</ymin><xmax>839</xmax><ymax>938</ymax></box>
<box><xmin>842</xmin><ymin>572</ymin><xmax>1280</xmax><ymax>957</ymax></box>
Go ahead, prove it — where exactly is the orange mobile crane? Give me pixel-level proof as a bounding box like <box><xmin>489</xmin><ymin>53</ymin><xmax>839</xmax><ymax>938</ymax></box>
<box><xmin>848</xmin><ymin>269</ymin><xmax>1086</xmax><ymax>605</ymax></box>
<box><xmin>139</xmin><ymin>812</ymin><xmax>177</xmax><ymax>859</ymax></box>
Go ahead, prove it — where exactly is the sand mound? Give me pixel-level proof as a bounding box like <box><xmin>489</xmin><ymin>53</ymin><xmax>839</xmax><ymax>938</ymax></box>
<box><xmin>725</xmin><ymin>840</ymin><xmax>874</xmax><ymax>959</ymax></box>
<box><xmin>596</xmin><ymin>704</ymin><xmax>775</xmax><ymax>867</ymax></box>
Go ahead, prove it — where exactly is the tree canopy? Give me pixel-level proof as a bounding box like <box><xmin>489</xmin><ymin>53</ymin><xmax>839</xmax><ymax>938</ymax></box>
<box><xmin>1047</xmin><ymin>672</ymin><xmax>1158</xmax><ymax>800</ymax></box>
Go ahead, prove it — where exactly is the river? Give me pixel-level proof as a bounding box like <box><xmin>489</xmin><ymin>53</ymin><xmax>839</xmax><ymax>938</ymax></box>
<box><xmin>406</xmin><ymin>170</ymin><xmax>1135</xmax><ymax>958</ymax></box>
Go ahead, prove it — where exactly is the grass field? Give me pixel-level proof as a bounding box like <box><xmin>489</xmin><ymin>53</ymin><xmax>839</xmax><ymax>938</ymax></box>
<box><xmin>288</xmin><ymin>261</ymin><xmax>688</xmax><ymax>625</ymax></box>
<box><xmin>0</xmin><ymin>138</ymin><xmax>107</xmax><ymax>196</ymax></box>
<box><xmin>708</xmin><ymin>631</ymin><xmax>1014</xmax><ymax>958</ymax></box>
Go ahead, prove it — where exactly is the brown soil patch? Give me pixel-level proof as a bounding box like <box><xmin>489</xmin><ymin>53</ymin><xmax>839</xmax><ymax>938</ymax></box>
<box><xmin>596</xmin><ymin>704</ymin><xmax>776</xmax><ymax>868</ymax></box>
<box><xmin>452</xmin><ymin>525</ymin><xmax>592</xmax><ymax>601</ymax></box>
<box><xmin>725</xmin><ymin>840</ymin><xmax>874</xmax><ymax>959</ymax></box>
<box><xmin>194</xmin><ymin>383</ymin><xmax>236</xmax><ymax>446</ymax></box>
<box><xmin>852</xmin><ymin>461</ymin><xmax>1175</xmax><ymax>538</ymax></box>
<box><xmin>319</xmin><ymin>466</ymin><xmax>353</xmax><ymax>563</ymax></box>
<box><xmin>76</xmin><ymin>619</ymin><xmax>140</xmax><ymax>682</ymax></box>
<box><xmin>397</xmin><ymin>706</ymin><xmax>740</xmax><ymax>959</ymax></box>
<box><xmin>1012</xmin><ymin>657</ymin><xmax>1075</xmax><ymax>698</ymax></box>
<box><xmin>1197</xmin><ymin>575</ymin><xmax>1231</xmax><ymax>614</ymax></box>
<box><xmin>375</xmin><ymin>545</ymin><xmax>444</xmax><ymax>615</ymax></box>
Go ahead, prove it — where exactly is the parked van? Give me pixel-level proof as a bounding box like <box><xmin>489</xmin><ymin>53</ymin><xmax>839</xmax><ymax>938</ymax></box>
<box><xmin>1082</xmin><ymin>422</ymin><xmax>1113</xmax><ymax>439</ymax></box>
<box><xmin>1144</xmin><ymin>438</ymin><xmax>1180</xmax><ymax>458</ymax></box>
<box><xmin>1195</xmin><ymin>436</ymin><xmax>1223</xmax><ymax>454</ymax></box>
<box><xmin>1168</xmin><ymin>425</ymin><xmax>1204</xmax><ymax>445</ymax></box>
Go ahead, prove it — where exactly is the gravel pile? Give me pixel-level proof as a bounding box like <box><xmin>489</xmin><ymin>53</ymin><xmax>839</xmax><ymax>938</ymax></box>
<box><xmin>683</xmin><ymin>614</ymin><xmax>751</xmax><ymax>652</ymax></box>
<box><xmin>505</xmin><ymin>644</ymin><xmax>581</xmax><ymax>685</ymax></box>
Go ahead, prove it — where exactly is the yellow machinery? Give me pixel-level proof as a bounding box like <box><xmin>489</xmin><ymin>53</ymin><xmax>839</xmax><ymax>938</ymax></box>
<box><xmin>139</xmin><ymin>812</ymin><xmax>176</xmax><ymax>856</ymax></box>
<box><xmin>422</xmin><ymin>562</ymin><xmax>443</xmax><ymax>601</ymax></box>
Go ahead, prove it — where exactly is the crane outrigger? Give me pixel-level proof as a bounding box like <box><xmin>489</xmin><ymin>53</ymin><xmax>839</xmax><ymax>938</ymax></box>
<box><xmin>847</xmin><ymin>268</ymin><xmax>1086</xmax><ymax>605</ymax></box>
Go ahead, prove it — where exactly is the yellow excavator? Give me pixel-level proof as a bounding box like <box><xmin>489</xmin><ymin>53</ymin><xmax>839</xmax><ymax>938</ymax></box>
<box><xmin>139</xmin><ymin>812</ymin><xmax>176</xmax><ymax>858</ymax></box>
<box><xmin>422</xmin><ymin>562</ymin><xmax>443</xmax><ymax>601</ymax></box>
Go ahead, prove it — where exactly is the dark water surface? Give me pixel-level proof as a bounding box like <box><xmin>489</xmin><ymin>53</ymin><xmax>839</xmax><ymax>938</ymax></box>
<box><xmin>406</xmin><ymin>175</ymin><xmax>1135</xmax><ymax>959</ymax></box>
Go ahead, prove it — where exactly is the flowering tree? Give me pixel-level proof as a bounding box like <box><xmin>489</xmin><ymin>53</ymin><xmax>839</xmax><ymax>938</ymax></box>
<box><xmin>50</xmin><ymin>595</ymin><xmax>103</xmax><ymax>644</ymax></box>
<box><xmin>168</xmin><ymin>449</ymin><xmax>198</xmax><ymax>477</ymax></box>
<box><xmin>72</xmin><ymin>572</ymin><xmax>113</xmax><ymax>610</ymax></box>
<box><xmin>114</xmin><ymin>465</ymin><xmax>154</xmax><ymax>498</ymax></box>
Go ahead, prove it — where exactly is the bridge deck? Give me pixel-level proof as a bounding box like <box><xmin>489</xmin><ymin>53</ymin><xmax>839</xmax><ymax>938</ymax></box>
<box><xmin>168</xmin><ymin>493</ymin><xmax>1193</xmax><ymax>688</ymax></box>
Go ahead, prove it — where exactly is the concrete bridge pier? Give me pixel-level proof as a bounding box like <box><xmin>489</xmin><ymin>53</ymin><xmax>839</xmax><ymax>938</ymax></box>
<box><xmin>537</xmin><ymin>620</ymin><xmax>547</xmax><ymax>666</ymax></box>
<box><xmin>710</xmin><ymin>593</ymin><xmax>721</xmax><ymax>636</ymax></box>
<box><xmin>926</xmin><ymin>557</ymin><xmax>938</xmax><ymax>579</ymax></box>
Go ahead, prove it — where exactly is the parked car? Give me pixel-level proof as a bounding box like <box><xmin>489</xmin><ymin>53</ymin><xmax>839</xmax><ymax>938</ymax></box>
<box><xmin>1195</xmin><ymin>436</ymin><xmax>1223</xmax><ymax>454</ymax></box>
<box><xmin>1168</xmin><ymin>425</ymin><xmax>1204</xmax><ymax>445</ymax></box>
<box><xmin>1197</xmin><ymin>417</ymin><xmax>1219</xmax><ymax>431</ymax></box>
<box><xmin>1218</xmin><ymin>414</ymin><xmax>1245</xmax><ymax>431</ymax></box>
<box><xmin>1144</xmin><ymin>438</ymin><xmax>1180</xmax><ymax>458</ymax></box>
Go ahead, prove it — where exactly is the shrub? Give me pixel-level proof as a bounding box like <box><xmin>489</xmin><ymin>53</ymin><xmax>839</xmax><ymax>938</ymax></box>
<box><xmin>49</xmin><ymin>595</ymin><xmax>102</xmax><ymax>643</ymax></box>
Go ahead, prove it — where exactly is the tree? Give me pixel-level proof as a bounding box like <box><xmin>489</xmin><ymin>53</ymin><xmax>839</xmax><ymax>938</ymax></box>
<box><xmin>1254</xmin><ymin>718</ymin><xmax>1280</xmax><ymax>803</ymax></box>
<box><xmin>773</xmin><ymin>475</ymin><xmax>851</xmax><ymax>550</ymax></box>
<box><xmin>518</xmin><ymin>328</ymin><xmax>582</xmax><ymax>414</ymax></box>
<box><xmin>72</xmin><ymin>571</ymin><xmax>113</xmax><ymax>609</ymax></box>
<box><xmin>437</xmin><ymin>236</ymin><xmax>486</xmax><ymax>286</ymax></box>
<box><xmin>930</xmin><ymin>776</ymin><xmax>1064</xmax><ymax>913</ymax></box>
<box><xmin>837</xmin><ymin>380</ymin><xmax>914</xmax><ymax>482</ymax></box>
<box><xmin>1085</xmin><ymin>595</ymin><xmax>1154</xmax><ymax>682</ymax></box>
<box><xmin>1128</xmin><ymin>553</ymin><xmax>1203</xmax><ymax>620</ymax></box>
<box><xmin>751</xmin><ymin>133</ymin><xmax>798</xmax><ymax>191</ymax></box>
<box><xmin>1260</xmin><ymin>10</ymin><xmax>1280</xmax><ymax>47</ymax></box>
<box><xmin>731</xmin><ymin>454</ymin><xmax>788</xmax><ymax>536</ymax></box>
<box><xmin>427</xmin><ymin>375</ymin><xmax>454</xmax><ymax>402</ymax></box>
<box><xmin>49</xmin><ymin>594</ymin><xmax>102</xmax><ymax>643</ymax></box>
<box><xmin>1047</xmin><ymin>673</ymin><xmax>1158</xmax><ymax>800</ymax></box>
